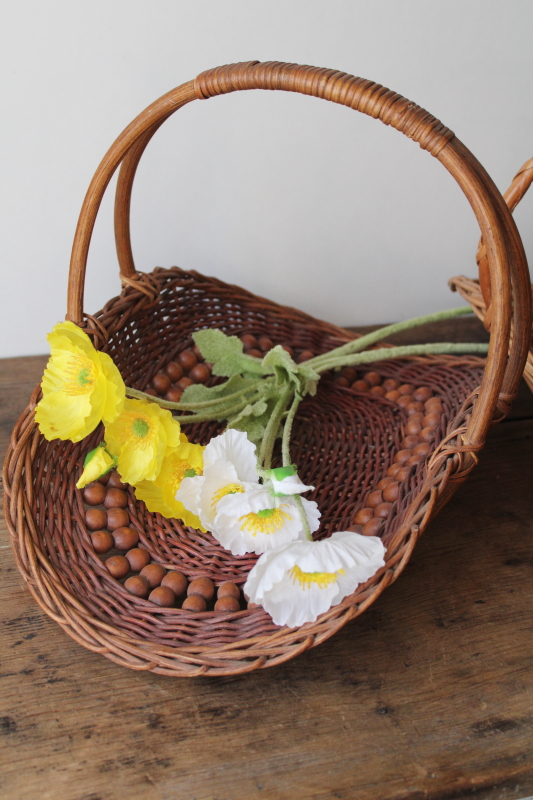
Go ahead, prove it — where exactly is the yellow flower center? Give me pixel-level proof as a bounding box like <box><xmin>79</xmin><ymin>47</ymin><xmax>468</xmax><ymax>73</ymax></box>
<box><xmin>289</xmin><ymin>565</ymin><xmax>344</xmax><ymax>590</ymax></box>
<box><xmin>169</xmin><ymin>463</ymin><xmax>200</xmax><ymax>492</ymax></box>
<box><xmin>114</xmin><ymin>410</ymin><xmax>156</xmax><ymax>449</ymax></box>
<box><xmin>239</xmin><ymin>506</ymin><xmax>291</xmax><ymax>536</ymax></box>
<box><xmin>132</xmin><ymin>417</ymin><xmax>150</xmax><ymax>437</ymax></box>
<box><xmin>211</xmin><ymin>483</ymin><xmax>244</xmax><ymax>509</ymax></box>
<box><xmin>63</xmin><ymin>355</ymin><xmax>96</xmax><ymax>396</ymax></box>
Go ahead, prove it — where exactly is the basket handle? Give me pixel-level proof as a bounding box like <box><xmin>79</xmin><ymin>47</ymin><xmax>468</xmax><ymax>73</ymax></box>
<box><xmin>477</xmin><ymin>157</ymin><xmax>533</xmax><ymax>329</ymax></box>
<box><xmin>67</xmin><ymin>61</ymin><xmax>531</xmax><ymax>451</ymax></box>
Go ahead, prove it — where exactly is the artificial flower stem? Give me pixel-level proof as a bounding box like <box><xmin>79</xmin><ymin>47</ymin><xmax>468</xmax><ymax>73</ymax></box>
<box><xmin>312</xmin><ymin>341</ymin><xmax>489</xmax><ymax>374</ymax></box>
<box><xmin>259</xmin><ymin>387</ymin><xmax>293</xmax><ymax>470</ymax></box>
<box><xmin>125</xmin><ymin>384</ymin><xmax>266</xmax><ymax>412</ymax></box>
<box><xmin>281</xmin><ymin>392</ymin><xmax>302</xmax><ymax>468</ymax></box>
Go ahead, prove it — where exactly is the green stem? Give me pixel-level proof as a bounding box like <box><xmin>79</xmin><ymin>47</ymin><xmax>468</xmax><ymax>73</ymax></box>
<box><xmin>126</xmin><ymin>383</ymin><xmax>265</xmax><ymax>412</ymax></box>
<box><xmin>281</xmin><ymin>393</ymin><xmax>302</xmax><ymax>467</ymax></box>
<box><xmin>259</xmin><ymin>387</ymin><xmax>293</xmax><ymax>470</ymax></box>
<box><xmin>314</xmin><ymin>341</ymin><xmax>489</xmax><ymax>374</ymax></box>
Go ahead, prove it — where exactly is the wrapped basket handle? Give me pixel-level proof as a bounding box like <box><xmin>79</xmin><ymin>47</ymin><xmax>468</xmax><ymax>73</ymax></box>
<box><xmin>67</xmin><ymin>61</ymin><xmax>531</xmax><ymax>452</ymax></box>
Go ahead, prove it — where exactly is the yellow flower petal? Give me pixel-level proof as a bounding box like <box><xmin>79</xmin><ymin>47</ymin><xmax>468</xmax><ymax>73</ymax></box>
<box><xmin>76</xmin><ymin>447</ymin><xmax>116</xmax><ymax>489</ymax></box>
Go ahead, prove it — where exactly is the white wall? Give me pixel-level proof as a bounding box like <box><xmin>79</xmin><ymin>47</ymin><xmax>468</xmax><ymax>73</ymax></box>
<box><xmin>1</xmin><ymin>0</ymin><xmax>532</xmax><ymax>358</ymax></box>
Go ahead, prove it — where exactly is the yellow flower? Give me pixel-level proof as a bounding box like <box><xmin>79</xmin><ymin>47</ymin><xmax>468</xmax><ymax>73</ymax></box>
<box><xmin>105</xmin><ymin>397</ymin><xmax>182</xmax><ymax>485</ymax></box>
<box><xmin>76</xmin><ymin>444</ymin><xmax>117</xmax><ymax>489</ymax></box>
<box><xmin>134</xmin><ymin>436</ymin><xmax>205</xmax><ymax>529</ymax></box>
<box><xmin>35</xmin><ymin>321</ymin><xmax>125</xmax><ymax>442</ymax></box>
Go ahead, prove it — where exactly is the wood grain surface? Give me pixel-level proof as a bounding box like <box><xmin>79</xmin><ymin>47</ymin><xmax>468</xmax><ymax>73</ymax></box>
<box><xmin>2</xmin><ymin>319</ymin><xmax>533</xmax><ymax>800</ymax></box>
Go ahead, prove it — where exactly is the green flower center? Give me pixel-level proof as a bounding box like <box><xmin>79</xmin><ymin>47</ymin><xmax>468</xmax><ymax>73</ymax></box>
<box><xmin>256</xmin><ymin>508</ymin><xmax>276</xmax><ymax>518</ymax></box>
<box><xmin>77</xmin><ymin>367</ymin><xmax>92</xmax><ymax>387</ymax></box>
<box><xmin>132</xmin><ymin>418</ymin><xmax>150</xmax><ymax>438</ymax></box>
<box><xmin>184</xmin><ymin>468</ymin><xmax>199</xmax><ymax>478</ymax></box>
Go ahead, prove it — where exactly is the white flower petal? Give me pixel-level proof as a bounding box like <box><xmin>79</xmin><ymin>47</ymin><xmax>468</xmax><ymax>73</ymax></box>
<box><xmin>270</xmin><ymin>475</ymin><xmax>314</xmax><ymax>495</ymax></box>
<box><xmin>196</xmin><ymin>459</ymin><xmax>245</xmax><ymax>530</ymax></box>
<box><xmin>203</xmin><ymin>429</ymin><xmax>259</xmax><ymax>481</ymax></box>
<box><xmin>300</xmin><ymin>497</ymin><xmax>321</xmax><ymax>534</ymax></box>
<box><xmin>175</xmin><ymin>474</ymin><xmax>203</xmax><ymax>518</ymax></box>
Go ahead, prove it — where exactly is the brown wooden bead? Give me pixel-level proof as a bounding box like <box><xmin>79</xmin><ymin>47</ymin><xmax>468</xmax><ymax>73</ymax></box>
<box><xmin>149</xmin><ymin>586</ymin><xmax>176</xmax><ymax>607</ymax></box>
<box><xmin>407</xmin><ymin>402</ymin><xmax>425</xmax><ymax>415</ymax></box>
<box><xmin>124</xmin><ymin>575</ymin><xmax>150</xmax><ymax>598</ymax></box>
<box><xmin>423</xmin><ymin>413</ymin><xmax>441</xmax><ymax>429</ymax></box>
<box><xmin>105</xmin><ymin>555</ymin><xmax>130</xmax><ymax>579</ymax></box>
<box><xmin>386</xmin><ymin>463</ymin><xmax>402</xmax><ymax>478</ymax></box>
<box><xmin>406</xmin><ymin>453</ymin><xmax>425</xmax><ymax>466</ymax></box>
<box><xmin>281</xmin><ymin>343</ymin><xmax>294</xmax><ymax>358</ymax></box>
<box><xmin>419</xmin><ymin>427</ymin><xmax>436</xmax><ymax>443</ymax></box>
<box><xmin>83</xmin><ymin>482</ymin><xmax>107</xmax><ymax>506</ymax></box>
<box><xmin>374</xmin><ymin>502</ymin><xmax>392</xmax><ymax>519</ymax></box>
<box><xmin>347</xmin><ymin>524</ymin><xmax>364</xmax><ymax>534</ymax></box>
<box><xmin>258</xmin><ymin>336</ymin><xmax>273</xmax><ymax>351</ymax></box>
<box><xmin>382</xmin><ymin>378</ymin><xmax>399</xmax><ymax>392</ymax></box>
<box><xmin>125</xmin><ymin>547</ymin><xmax>151</xmax><ymax>572</ymax></box>
<box><xmin>401</xmin><ymin>435</ymin><xmax>419</xmax><ymax>450</ymax></box>
<box><xmin>217</xmin><ymin>582</ymin><xmax>240</xmax><ymax>600</ymax></box>
<box><xmin>190</xmin><ymin>363</ymin><xmax>211</xmax><ymax>384</ymax></box>
<box><xmin>383</xmin><ymin>482</ymin><xmax>399</xmax><ymax>502</ymax></box>
<box><xmin>178</xmin><ymin>350</ymin><xmax>197</xmax><ymax>371</ymax></box>
<box><xmin>397</xmin><ymin>394</ymin><xmax>413</xmax><ymax>408</ymax></box>
<box><xmin>176</xmin><ymin>377</ymin><xmax>194</xmax><ymax>391</ymax></box>
<box><xmin>140</xmin><ymin>563</ymin><xmax>166</xmax><ymax>589</ymax></box>
<box><xmin>336</xmin><ymin>376</ymin><xmax>350</xmax><ymax>387</ymax></box>
<box><xmin>152</xmin><ymin>373</ymin><xmax>171</xmax><ymax>395</ymax></box>
<box><xmin>376</xmin><ymin>477</ymin><xmax>394</xmax><ymax>490</ymax></box>
<box><xmin>394</xmin><ymin>449</ymin><xmax>412</xmax><ymax>465</ymax></box>
<box><xmin>241</xmin><ymin>334</ymin><xmax>258</xmax><ymax>350</ymax></box>
<box><xmin>370</xmin><ymin>385</ymin><xmax>386</xmax><ymax>397</ymax></box>
<box><xmin>363</xmin><ymin>371</ymin><xmax>381</xmax><ymax>386</ymax></box>
<box><xmin>413</xmin><ymin>386</ymin><xmax>433</xmax><ymax>403</ymax></box>
<box><xmin>104</xmin><ymin>488</ymin><xmax>128</xmax><ymax>509</ymax></box>
<box><xmin>85</xmin><ymin>508</ymin><xmax>107</xmax><ymax>531</ymax></box>
<box><xmin>367</xmin><ymin>490</ymin><xmax>383</xmax><ymax>508</ymax></box>
<box><xmin>413</xmin><ymin>442</ymin><xmax>431</xmax><ymax>456</ymax></box>
<box><xmin>425</xmin><ymin>397</ymin><xmax>443</xmax><ymax>410</ymax></box>
<box><xmin>398</xmin><ymin>383</ymin><xmax>415</xmax><ymax>396</ymax></box>
<box><xmin>192</xmin><ymin>344</ymin><xmax>204</xmax><ymax>360</ymax></box>
<box><xmin>385</xmin><ymin>390</ymin><xmax>401</xmax><ymax>402</ymax></box>
<box><xmin>340</xmin><ymin>366</ymin><xmax>357</xmax><ymax>382</ymax></box>
<box><xmin>165</xmin><ymin>388</ymin><xmax>183</xmax><ymax>403</ymax></box>
<box><xmin>165</xmin><ymin>361</ymin><xmax>183</xmax><ymax>382</ymax></box>
<box><xmin>97</xmin><ymin>471</ymin><xmax>111</xmax><ymax>485</ymax></box>
<box><xmin>162</xmin><ymin>571</ymin><xmax>188</xmax><ymax>597</ymax></box>
<box><xmin>113</xmin><ymin>527</ymin><xmax>139</xmax><ymax>551</ymax></box>
<box><xmin>144</xmin><ymin>387</ymin><xmax>158</xmax><ymax>397</ymax></box>
<box><xmin>363</xmin><ymin>518</ymin><xmax>383</xmax><ymax>536</ymax></box>
<box><xmin>405</xmin><ymin>420</ymin><xmax>423</xmax><ymax>436</ymax></box>
<box><xmin>297</xmin><ymin>350</ymin><xmax>315</xmax><ymax>363</ymax></box>
<box><xmin>182</xmin><ymin>595</ymin><xmax>207</xmax><ymax>612</ymax></box>
<box><xmin>106</xmin><ymin>508</ymin><xmax>130</xmax><ymax>530</ymax></box>
<box><xmin>91</xmin><ymin>530</ymin><xmax>114</xmax><ymax>554</ymax></box>
<box><xmin>409</xmin><ymin>411</ymin><xmax>425</xmax><ymax>422</ymax></box>
<box><xmin>354</xmin><ymin>508</ymin><xmax>374</xmax><ymax>525</ymax></box>
<box><xmin>395</xmin><ymin>466</ymin><xmax>412</xmax><ymax>482</ymax></box>
<box><xmin>107</xmin><ymin>471</ymin><xmax>126</xmax><ymax>490</ymax></box>
<box><xmin>352</xmin><ymin>380</ymin><xmax>370</xmax><ymax>392</ymax></box>
<box><xmin>214</xmin><ymin>596</ymin><xmax>240</xmax><ymax>613</ymax></box>
<box><xmin>247</xmin><ymin>348</ymin><xmax>263</xmax><ymax>358</ymax></box>
<box><xmin>188</xmin><ymin>576</ymin><xmax>215</xmax><ymax>601</ymax></box>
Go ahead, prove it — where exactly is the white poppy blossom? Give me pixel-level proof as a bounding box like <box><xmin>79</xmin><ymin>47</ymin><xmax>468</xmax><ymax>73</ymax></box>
<box><xmin>266</xmin><ymin>466</ymin><xmax>314</xmax><ymax>496</ymax></box>
<box><xmin>244</xmin><ymin>531</ymin><xmax>386</xmax><ymax>627</ymax></box>
<box><xmin>213</xmin><ymin>484</ymin><xmax>321</xmax><ymax>556</ymax></box>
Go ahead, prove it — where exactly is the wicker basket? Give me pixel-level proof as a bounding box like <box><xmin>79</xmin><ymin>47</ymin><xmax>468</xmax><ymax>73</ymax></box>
<box><xmin>3</xmin><ymin>62</ymin><xmax>531</xmax><ymax>677</ymax></box>
<box><xmin>451</xmin><ymin>157</ymin><xmax>533</xmax><ymax>392</ymax></box>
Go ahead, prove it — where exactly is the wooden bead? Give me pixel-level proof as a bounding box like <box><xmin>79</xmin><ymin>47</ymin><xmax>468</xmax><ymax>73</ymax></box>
<box><xmin>144</xmin><ymin>387</ymin><xmax>158</xmax><ymax>397</ymax></box>
<box><xmin>394</xmin><ymin>449</ymin><xmax>412</xmax><ymax>465</ymax></box>
<box><xmin>188</xmin><ymin>576</ymin><xmax>215</xmax><ymax>601</ymax></box>
<box><xmin>406</xmin><ymin>402</ymin><xmax>425</xmax><ymax>415</ymax></box>
<box><xmin>190</xmin><ymin>363</ymin><xmax>211</xmax><ymax>384</ymax></box>
<box><xmin>106</xmin><ymin>555</ymin><xmax>130</xmax><ymax>579</ymax></box>
<box><xmin>352</xmin><ymin>380</ymin><xmax>370</xmax><ymax>392</ymax></box>
<box><xmin>247</xmin><ymin>348</ymin><xmax>263</xmax><ymax>358</ymax></box>
<box><xmin>162</xmin><ymin>571</ymin><xmax>188</xmax><ymax>597</ymax></box>
<box><xmin>124</xmin><ymin>575</ymin><xmax>150</xmax><ymax>598</ymax></box>
<box><xmin>164</xmin><ymin>388</ymin><xmax>183</xmax><ymax>403</ymax></box>
<box><xmin>241</xmin><ymin>334</ymin><xmax>258</xmax><ymax>350</ymax></box>
<box><xmin>401</xmin><ymin>435</ymin><xmax>419</xmax><ymax>450</ymax></box>
<box><xmin>152</xmin><ymin>373</ymin><xmax>170</xmax><ymax>395</ymax></box>
<box><xmin>354</xmin><ymin>508</ymin><xmax>374</xmax><ymax>525</ymax></box>
<box><xmin>98</xmin><ymin>471</ymin><xmax>111</xmax><ymax>485</ymax></box>
<box><xmin>104</xmin><ymin>488</ymin><xmax>128</xmax><ymax>509</ymax></box>
<box><xmin>374</xmin><ymin>502</ymin><xmax>392</xmax><ymax>519</ymax></box>
<box><xmin>85</xmin><ymin>508</ymin><xmax>107</xmax><ymax>531</ymax></box>
<box><xmin>419</xmin><ymin>427</ymin><xmax>436</xmax><ymax>443</ymax></box>
<box><xmin>182</xmin><ymin>595</ymin><xmax>207</xmax><ymax>612</ymax></box>
<box><xmin>413</xmin><ymin>442</ymin><xmax>431</xmax><ymax>456</ymax></box>
<box><xmin>423</xmin><ymin>413</ymin><xmax>441</xmax><ymax>429</ymax></box>
<box><xmin>107</xmin><ymin>471</ymin><xmax>126</xmax><ymax>490</ymax></box>
<box><xmin>113</xmin><ymin>527</ymin><xmax>139</xmax><ymax>551</ymax></box>
<box><xmin>395</xmin><ymin>466</ymin><xmax>412</xmax><ymax>481</ymax></box>
<box><xmin>425</xmin><ymin>396</ymin><xmax>442</xmax><ymax>408</ymax></box>
<box><xmin>125</xmin><ymin>547</ymin><xmax>151</xmax><ymax>572</ymax></box>
<box><xmin>165</xmin><ymin>361</ymin><xmax>183</xmax><ymax>382</ymax></box>
<box><xmin>347</xmin><ymin>524</ymin><xmax>364</xmax><ymax>534</ymax></box>
<box><xmin>413</xmin><ymin>386</ymin><xmax>433</xmax><ymax>403</ymax></box>
<box><xmin>385</xmin><ymin>390</ymin><xmax>401</xmax><ymax>402</ymax></box>
<box><xmin>397</xmin><ymin>394</ymin><xmax>413</xmax><ymax>408</ymax></box>
<box><xmin>405</xmin><ymin>420</ymin><xmax>423</xmax><ymax>436</ymax></box>
<box><xmin>341</xmin><ymin>367</ymin><xmax>357</xmax><ymax>382</ymax></box>
<box><xmin>363</xmin><ymin>518</ymin><xmax>383</xmax><ymax>536</ymax></box>
<box><xmin>83</xmin><ymin>482</ymin><xmax>107</xmax><ymax>506</ymax></box>
<box><xmin>370</xmin><ymin>385</ymin><xmax>386</xmax><ymax>397</ymax></box>
<box><xmin>176</xmin><ymin>377</ymin><xmax>194</xmax><ymax>391</ymax></box>
<box><xmin>140</xmin><ymin>563</ymin><xmax>166</xmax><ymax>589</ymax></box>
<box><xmin>386</xmin><ymin>463</ymin><xmax>402</xmax><ymax>478</ymax></box>
<box><xmin>178</xmin><ymin>350</ymin><xmax>197</xmax><ymax>371</ymax></box>
<box><xmin>363</xmin><ymin>371</ymin><xmax>381</xmax><ymax>386</ymax></box>
<box><xmin>106</xmin><ymin>508</ymin><xmax>130</xmax><ymax>530</ymax></box>
<box><xmin>214</xmin><ymin>596</ymin><xmax>240</xmax><ymax>613</ymax></box>
<box><xmin>281</xmin><ymin>344</ymin><xmax>294</xmax><ymax>358</ymax></box>
<box><xmin>192</xmin><ymin>344</ymin><xmax>204</xmax><ymax>360</ymax></box>
<box><xmin>149</xmin><ymin>586</ymin><xmax>176</xmax><ymax>607</ymax></box>
<box><xmin>91</xmin><ymin>530</ymin><xmax>114</xmax><ymax>554</ymax></box>
<box><xmin>382</xmin><ymin>379</ymin><xmax>399</xmax><ymax>392</ymax></box>
<box><xmin>376</xmin><ymin>477</ymin><xmax>394</xmax><ymax>490</ymax></box>
<box><xmin>406</xmin><ymin>453</ymin><xmax>424</xmax><ymax>466</ymax></box>
<box><xmin>258</xmin><ymin>336</ymin><xmax>273</xmax><ymax>351</ymax></box>
<box><xmin>383</xmin><ymin>482</ymin><xmax>399</xmax><ymax>502</ymax></box>
<box><xmin>398</xmin><ymin>384</ymin><xmax>415</xmax><ymax>396</ymax></box>
<box><xmin>217</xmin><ymin>582</ymin><xmax>240</xmax><ymax>600</ymax></box>
<box><xmin>367</xmin><ymin>490</ymin><xmax>383</xmax><ymax>508</ymax></box>
<box><xmin>297</xmin><ymin>350</ymin><xmax>314</xmax><ymax>363</ymax></box>
<box><xmin>336</xmin><ymin>376</ymin><xmax>350</xmax><ymax>387</ymax></box>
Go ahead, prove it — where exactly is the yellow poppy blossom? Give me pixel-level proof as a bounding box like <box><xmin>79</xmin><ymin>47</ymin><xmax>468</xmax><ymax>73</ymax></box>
<box><xmin>76</xmin><ymin>443</ymin><xmax>117</xmax><ymax>489</ymax></box>
<box><xmin>105</xmin><ymin>397</ymin><xmax>182</xmax><ymax>485</ymax></box>
<box><xmin>35</xmin><ymin>321</ymin><xmax>125</xmax><ymax>442</ymax></box>
<box><xmin>134</xmin><ymin>436</ymin><xmax>205</xmax><ymax>529</ymax></box>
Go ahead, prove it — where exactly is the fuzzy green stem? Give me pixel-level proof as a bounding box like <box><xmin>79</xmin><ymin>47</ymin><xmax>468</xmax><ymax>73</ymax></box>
<box><xmin>314</xmin><ymin>341</ymin><xmax>489</xmax><ymax>374</ymax></box>
<box><xmin>281</xmin><ymin>392</ymin><xmax>302</xmax><ymax>468</ymax></box>
<box><xmin>126</xmin><ymin>383</ymin><xmax>265</xmax><ymax>412</ymax></box>
<box><xmin>259</xmin><ymin>387</ymin><xmax>293</xmax><ymax>470</ymax></box>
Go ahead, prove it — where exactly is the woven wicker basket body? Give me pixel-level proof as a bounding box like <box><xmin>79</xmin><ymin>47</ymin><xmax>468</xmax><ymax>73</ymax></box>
<box><xmin>3</xmin><ymin>62</ymin><xmax>531</xmax><ymax>676</ymax></box>
<box><xmin>451</xmin><ymin>157</ymin><xmax>533</xmax><ymax>392</ymax></box>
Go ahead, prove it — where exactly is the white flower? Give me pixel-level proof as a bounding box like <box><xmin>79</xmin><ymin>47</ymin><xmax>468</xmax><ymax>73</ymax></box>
<box><xmin>244</xmin><ymin>531</ymin><xmax>386</xmax><ymax>627</ymax></box>
<box><xmin>176</xmin><ymin>429</ymin><xmax>259</xmax><ymax>530</ymax></box>
<box><xmin>213</xmin><ymin>484</ymin><xmax>321</xmax><ymax>556</ymax></box>
<box><xmin>266</xmin><ymin>465</ymin><xmax>314</xmax><ymax>496</ymax></box>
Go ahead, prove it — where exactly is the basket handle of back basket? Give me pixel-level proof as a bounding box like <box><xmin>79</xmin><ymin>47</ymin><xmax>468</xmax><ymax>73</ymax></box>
<box><xmin>477</xmin><ymin>157</ymin><xmax>533</xmax><ymax>330</ymax></box>
<box><xmin>67</xmin><ymin>61</ymin><xmax>531</xmax><ymax>453</ymax></box>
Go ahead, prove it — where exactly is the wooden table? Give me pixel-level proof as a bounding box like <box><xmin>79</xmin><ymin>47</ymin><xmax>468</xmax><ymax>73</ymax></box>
<box><xmin>2</xmin><ymin>319</ymin><xmax>533</xmax><ymax>800</ymax></box>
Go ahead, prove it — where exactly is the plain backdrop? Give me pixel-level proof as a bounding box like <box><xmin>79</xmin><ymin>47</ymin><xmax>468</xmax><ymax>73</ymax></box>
<box><xmin>1</xmin><ymin>0</ymin><xmax>532</xmax><ymax>359</ymax></box>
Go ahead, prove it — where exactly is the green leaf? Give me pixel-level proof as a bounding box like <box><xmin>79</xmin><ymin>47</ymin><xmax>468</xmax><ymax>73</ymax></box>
<box><xmin>180</xmin><ymin>374</ymin><xmax>258</xmax><ymax>405</ymax></box>
<box><xmin>193</xmin><ymin>329</ymin><xmax>264</xmax><ymax>377</ymax></box>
